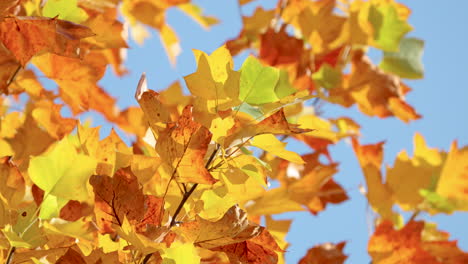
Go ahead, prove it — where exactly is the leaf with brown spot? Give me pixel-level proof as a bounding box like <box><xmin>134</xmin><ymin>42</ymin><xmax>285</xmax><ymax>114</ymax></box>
<box><xmin>225</xmin><ymin>108</ymin><xmax>312</xmax><ymax>148</ymax></box>
<box><xmin>0</xmin><ymin>156</ymin><xmax>25</xmax><ymax>209</ymax></box>
<box><xmin>90</xmin><ymin>167</ymin><xmax>145</xmax><ymax>233</ymax></box>
<box><xmin>178</xmin><ymin>205</ymin><xmax>262</xmax><ymax>249</ymax></box>
<box><xmin>369</xmin><ymin>221</ymin><xmax>468</xmax><ymax>264</ymax></box>
<box><xmin>59</xmin><ymin>200</ymin><xmax>84</xmax><ymax>222</ymax></box>
<box><xmin>156</xmin><ymin>105</ymin><xmax>216</xmax><ymax>184</ymax></box>
<box><xmin>0</xmin><ymin>16</ymin><xmax>94</xmax><ymax>66</ymax></box>
<box><xmin>56</xmin><ymin>248</ymin><xmax>86</xmax><ymax>264</ymax></box>
<box><xmin>299</xmin><ymin>241</ymin><xmax>347</xmax><ymax>264</ymax></box>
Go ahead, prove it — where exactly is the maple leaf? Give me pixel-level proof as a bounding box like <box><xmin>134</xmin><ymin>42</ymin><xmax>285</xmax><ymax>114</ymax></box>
<box><xmin>0</xmin><ymin>157</ymin><xmax>25</xmax><ymax>209</ymax></box>
<box><xmin>135</xmin><ymin>73</ymin><xmax>171</xmax><ymax>136</ymax></box>
<box><xmin>247</xmin><ymin>154</ymin><xmax>347</xmax><ymax>215</ymax></box>
<box><xmin>28</xmin><ymin>137</ymin><xmax>97</xmax><ymax>219</ymax></box>
<box><xmin>31</xmin><ymin>100</ymin><xmax>77</xmax><ymax>139</ymax></box>
<box><xmin>260</xmin><ymin>26</ymin><xmax>304</xmax><ymax>66</ymax></box>
<box><xmin>90</xmin><ymin>167</ymin><xmax>146</xmax><ymax>233</ymax></box>
<box><xmin>435</xmin><ymin>141</ymin><xmax>468</xmax><ymax>208</ymax></box>
<box><xmin>177</xmin><ymin>205</ymin><xmax>263</xmax><ymax>249</ymax></box>
<box><xmin>226</xmin><ymin>7</ymin><xmax>275</xmax><ymax>55</ymax></box>
<box><xmin>32</xmin><ymin>52</ymin><xmax>121</xmax><ymax>120</ymax></box>
<box><xmin>155</xmin><ymin>105</ymin><xmax>217</xmax><ymax>185</ymax></box>
<box><xmin>369</xmin><ymin>221</ymin><xmax>468</xmax><ymax>264</ymax></box>
<box><xmin>184</xmin><ymin>45</ymin><xmax>240</xmax><ymax>111</ymax></box>
<box><xmin>330</xmin><ymin>49</ymin><xmax>421</xmax><ymax>122</ymax></box>
<box><xmin>0</xmin><ymin>44</ymin><xmax>20</xmax><ymax>94</ymax></box>
<box><xmin>380</xmin><ymin>37</ymin><xmax>425</xmax><ymax>79</ymax></box>
<box><xmin>6</xmin><ymin>115</ymin><xmax>55</xmax><ymax>170</ymax></box>
<box><xmin>225</xmin><ymin>108</ymin><xmax>312</xmax><ymax>148</ymax></box>
<box><xmin>0</xmin><ymin>16</ymin><xmax>94</xmax><ymax>66</ymax></box>
<box><xmin>352</xmin><ymin>138</ymin><xmax>395</xmax><ymax>220</ymax></box>
<box><xmin>386</xmin><ymin>133</ymin><xmax>444</xmax><ymax>210</ymax></box>
<box><xmin>283</xmin><ymin>0</ymin><xmax>346</xmax><ymax>54</ymax></box>
<box><xmin>299</xmin><ymin>241</ymin><xmax>347</xmax><ymax>264</ymax></box>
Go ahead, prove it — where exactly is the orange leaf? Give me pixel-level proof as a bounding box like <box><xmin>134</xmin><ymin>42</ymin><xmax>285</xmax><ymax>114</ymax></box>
<box><xmin>0</xmin><ymin>156</ymin><xmax>25</xmax><ymax>209</ymax></box>
<box><xmin>31</xmin><ymin>100</ymin><xmax>77</xmax><ymax>139</ymax></box>
<box><xmin>212</xmin><ymin>240</ymin><xmax>278</xmax><ymax>264</ymax></box>
<box><xmin>352</xmin><ymin>138</ymin><xmax>395</xmax><ymax>220</ymax></box>
<box><xmin>90</xmin><ymin>167</ymin><xmax>146</xmax><ymax>233</ymax></box>
<box><xmin>178</xmin><ymin>205</ymin><xmax>262</xmax><ymax>249</ymax></box>
<box><xmin>0</xmin><ymin>16</ymin><xmax>94</xmax><ymax>66</ymax></box>
<box><xmin>0</xmin><ymin>44</ymin><xmax>20</xmax><ymax>94</ymax></box>
<box><xmin>299</xmin><ymin>241</ymin><xmax>347</xmax><ymax>264</ymax></box>
<box><xmin>56</xmin><ymin>248</ymin><xmax>86</xmax><ymax>264</ymax></box>
<box><xmin>225</xmin><ymin>108</ymin><xmax>312</xmax><ymax>148</ymax></box>
<box><xmin>369</xmin><ymin>221</ymin><xmax>468</xmax><ymax>264</ymax></box>
<box><xmin>259</xmin><ymin>27</ymin><xmax>304</xmax><ymax>66</ymax></box>
<box><xmin>155</xmin><ymin>105</ymin><xmax>216</xmax><ymax>185</ymax></box>
<box><xmin>436</xmin><ymin>141</ymin><xmax>468</xmax><ymax>202</ymax></box>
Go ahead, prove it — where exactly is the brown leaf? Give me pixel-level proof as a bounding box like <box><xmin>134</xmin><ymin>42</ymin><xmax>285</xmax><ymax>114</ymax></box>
<box><xmin>156</xmin><ymin>105</ymin><xmax>216</xmax><ymax>184</ymax></box>
<box><xmin>137</xmin><ymin>195</ymin><xmax>165</xmax><ymax>232</ymax></box>
<box><xmin>90</xmin><ymin>167</ymin><xmax>145</xmax><ymax>233</ymax></box>
<box><xmin>0</xmin><ymin>44</ymin><xmax>20</xmax><ymax>94</ymax></box>
<box><xmin>6</xmin><ymin>115</ymin><xmax>55</xmax><ymax>169</ymax></box>
<box><xmin>369</xmin><ymin>221</ymin><xmax>468</xmax><ymax>264</ymax></box>
<box><xmin>60</xmin><ymin>200</ymin><xmax>83</xmax><ymax>222</ymax></box>
<box><xmin>260</xmin><ymin>27</ymin><xmax>304</xmax><ymax>66</ymax></box>
<box><xmin>225</xmin><ymin>108</ymin><xmax>312</xmax><ymax>148</ymax></box>
<box><xmin>178</xmin><ymin>205</ymin><xmax>262</xmax><ymax>249</ymax></box>
<box><xmin>56</xmin><ymin>248</ymin><xmax>86</xmax><ymax>264</ymax></box>
<box><xmin>135</xmin><ymin>73</ymin><xmax>171</xmax><ymax>135</ymax></box>
<box><xmin>0</xmin><ymin>16</ymin><xmax>94</xmax><ymax>66</ymax></box>
<box><xmin>212</xmin><ymin>240</ymin><xmax>278</xmax><ymax>264</ymax></box>
<box><xmin>0</xmin><ymin>156</ymin><xmax>25</xmax><ymax>208</ymax></box>
<box><xmin>299</xmin><ymin>241</ymin><xmax>347</xmax><ymax>264</ymax></box>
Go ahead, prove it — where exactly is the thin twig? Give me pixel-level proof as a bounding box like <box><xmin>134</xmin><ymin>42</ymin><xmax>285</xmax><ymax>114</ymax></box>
<box><xmin>5</xmin><ymin>246</ymin><xmax>15</xmax><ymax>264</ymax></box>
<box><xmin>408</xmin><ymin>210</ymin><xmax>420</xmax><ymax>223</ymax></box>
<box><xmin>4</xmin><ymin>65</ymin><xmax>21</xmax><ymax>92</ymax></box>
<box><xmin>142</xmin><ymin>144</ymin><xmax>220</xmax><ymax>264</ymax></box>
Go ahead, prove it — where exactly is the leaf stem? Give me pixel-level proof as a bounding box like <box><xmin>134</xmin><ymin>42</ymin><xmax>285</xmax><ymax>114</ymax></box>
<box><xmin>4</xmin><ymin>65</ymin><xmax>21</xmax><ymax>92</ymax></box>
<box><xmin>142</xmin><ymin>144</ymin><xmax>220</xmax><ymax>264</ymax></box>
<box><xmin>408</xmin><ymin>210</ymin><xmax>420</xmax><ymax>223</ymax></box>
<box><xmin>5</xmin><ymin>246</ymin><xmax>15</xmax><ymax>264</ymax></box>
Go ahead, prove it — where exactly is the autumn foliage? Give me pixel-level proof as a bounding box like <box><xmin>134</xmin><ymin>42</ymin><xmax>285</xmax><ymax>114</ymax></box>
<box><xmin>0</xmin><ymin>0</ymin><xmax>467</xmax><ymax>263</ymax></box>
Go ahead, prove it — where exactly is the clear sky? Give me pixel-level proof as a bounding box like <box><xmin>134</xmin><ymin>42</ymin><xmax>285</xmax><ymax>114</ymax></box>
<box><xmin>83</xmin><ymin>0</ymin><xmax>468</xmax><ymax>262</ymax></box>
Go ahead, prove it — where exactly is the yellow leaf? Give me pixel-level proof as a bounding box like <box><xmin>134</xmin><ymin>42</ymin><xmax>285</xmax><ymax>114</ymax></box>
<box><xmin>436</xmin><ymin>142</ymin><xmax>468</xmax><ymax>203</ymax></box>
<box><xmin>199</xmin><ymin>184</ymin><xmax>237</xmax><ymax>221</ymax></box>
<box><xmin>210</xmin><ymin>116</ymin><xmax>234</xmax><ymax>145</ymax></box>
<box><xmin>28</xmin><ymin>137</ymin><xmax>97</xmax><ymax>202</ymax></box>
<box><xmin>386</xmin><ymin>133</ymin><xmax>444</xmax><ymax>210</ymax></box>
<box><xmin>178</xmin><ymin>3</ymin><xmax>218</xmax><ymax>29</ymax></box>
<box><xmin>252</xmin><ymin>134</ymin><xmax>304</xmax><ymax>164</ymax></box>
<box><xmin>178</xmin><ymin>205</ymin><xmax>262</xmax><ymax>249</ymax></box>
<box><xmin>116</xmin><ymin>216</ymin><xmax>165</xmax><ymax>255</ymax></box>
<box><xmin>161</xmin><ymin>241</ymin><xmax>200</xmax><ymax>264</ymax></box>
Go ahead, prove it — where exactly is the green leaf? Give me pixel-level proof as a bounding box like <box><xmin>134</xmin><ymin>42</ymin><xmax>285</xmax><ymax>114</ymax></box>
<box><xmin>233</xmin><ymin>103</ymin><xmax>265</xmax><ymax>120</ymax></box>
<box><xmin>3</xmin><ymin>204</ymin><xmax>46</xmax><ymax>248</ymax></box>
<box><xmin>239</xmin><ymin>56</ymin><xmax>280</xmax><ymax>105</ymax></box>
<box><xmin>42</xmin><ymin>0</ymin><xmax>88</xmax><ymax>23</ymax></box>
<box><xmin>38</xmin><ymin>195</ymin><xmax>68</xmax><ymax>220</ymax></box>
<box><xmin>368</xmin><ymin>3</ymin><xmax>412</xmax><ymax>51</ymax></box>
<box><xmin>420</xmin><ymin>189</ymin><xmax>456</xmax><ymax>214</ymax></box>
<box><xmin>274</xmin><ymin>70</ymin><xmax>297</xmax><ymax>98</ymax></box>
<box><xmin>379</xmin><ymin>37</ymin><xmax>424</xmax><ymax>79</ymax></box>
<box><xmin>29</xmin><ymin>138</ymin><xmax>97</xmax><ymax>202</ymax></box>
<box><xmin>312</xmin><ymin>64</ymin><xmax>341</xmax><ymax>90</ymax></box>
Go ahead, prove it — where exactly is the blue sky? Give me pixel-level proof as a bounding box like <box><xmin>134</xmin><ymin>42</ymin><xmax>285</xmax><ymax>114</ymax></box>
<box><xmin>84</xmin><ymin>0</ymin><xmax>468</xmax><ymax>262</ymax></box>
